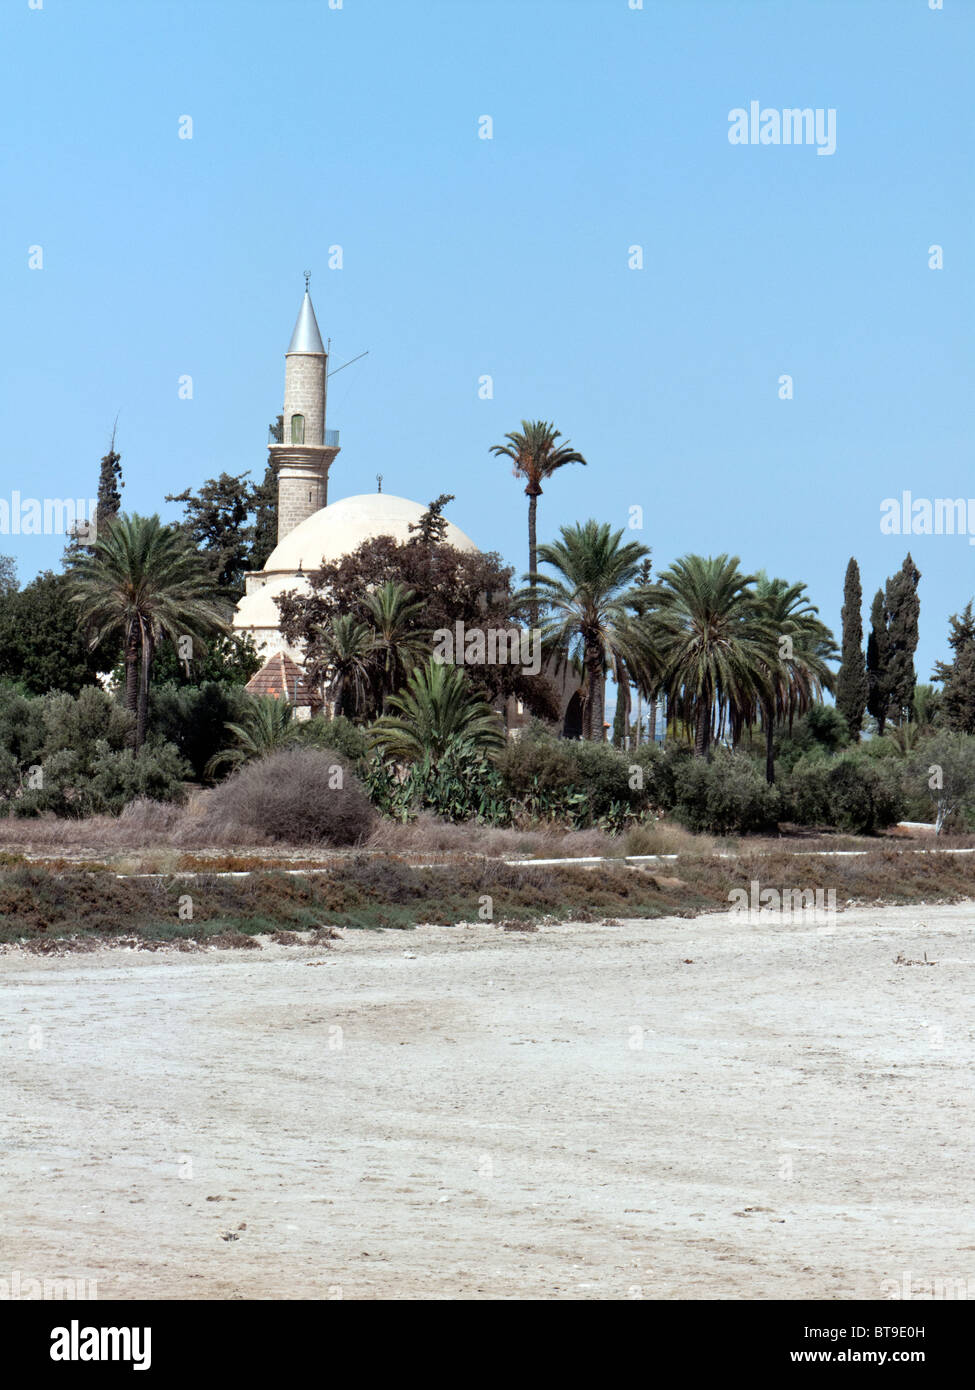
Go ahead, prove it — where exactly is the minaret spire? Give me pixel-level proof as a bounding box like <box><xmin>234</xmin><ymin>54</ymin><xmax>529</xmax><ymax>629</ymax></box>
<box><xmin>271</xmin><ymin>277</ymin><xmax>341</xmax><ymax>545</ymax></box>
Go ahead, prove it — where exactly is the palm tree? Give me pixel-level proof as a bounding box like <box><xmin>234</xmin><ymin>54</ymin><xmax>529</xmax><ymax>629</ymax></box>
<box><xmin>319</xmin><ymin>614</ymin><xmax>375</xmax><ymax>719</ymax></box>
<box><xmin>67</xmin><ymin>512</ymin><xmax>230</xmax><ymax>748</ymax></box>
<box><xmin>490</xmin><ymin>420</ymin><xmax>587</xmax><ymax>628</ymax></box>
<box><xmin>522</xmin><ymin>521</ymin><xmax>656</xmax><ymax>741</ymax></box>
<box><xmin>752</xmin><ymin>575</ymin><xmax>837</xmax><ymax>784</ymax></box>
<box><xmin>361</xmin><ymin>581</ymin><xmax>429</xmax><ymax>709</ymax></box>
<box><xmin>370</xmin><ymin>657</ymin><xmax>505</xmax><ymax>761</ymax></box>
<box><xmin>647</xmin><ymin>554</ymin><xmax>778</xmax><ymax>759</ymax></box>
<box><xmin>205</xmin><ymin>694</ymin><xmax>299</xmax><ymax>777</ymax></box>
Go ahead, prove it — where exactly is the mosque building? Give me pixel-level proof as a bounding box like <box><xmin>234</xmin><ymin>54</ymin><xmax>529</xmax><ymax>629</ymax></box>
<box><xmin>234</xmin><ymin>283</ymin><xmax>583</xmax><ymax>734</ymax></box>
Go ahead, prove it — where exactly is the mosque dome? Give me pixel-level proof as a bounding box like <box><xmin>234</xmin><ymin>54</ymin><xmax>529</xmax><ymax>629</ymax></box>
<box><xmin>233</xmin><ymin>493</ymin><xmax>479</xmax><ymax>658</ymax></box>
<box><xmin>262</xmin><ymin>493</ymin><xmax>478</xmax><ymax>573</ymax></box>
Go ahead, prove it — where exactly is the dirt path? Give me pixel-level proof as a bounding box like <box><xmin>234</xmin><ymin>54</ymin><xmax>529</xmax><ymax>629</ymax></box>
<box><xmin>2</xmin><ymin>904</ymin><xmax>973</xmax><ymax>1300</ymax></box>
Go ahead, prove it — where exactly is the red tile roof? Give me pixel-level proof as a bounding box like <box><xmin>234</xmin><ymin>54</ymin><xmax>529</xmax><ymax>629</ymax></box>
<box><xmin>245</xmin><ymin>652</ymin><xmax>321</xmax><ymax>707</ymax></box>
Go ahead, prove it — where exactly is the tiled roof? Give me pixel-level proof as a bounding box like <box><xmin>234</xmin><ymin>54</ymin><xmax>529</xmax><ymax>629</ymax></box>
<box><xmin>245</xmin><ymin>652</ymin><xmax>320</xmax><ymax>706</ymax></box>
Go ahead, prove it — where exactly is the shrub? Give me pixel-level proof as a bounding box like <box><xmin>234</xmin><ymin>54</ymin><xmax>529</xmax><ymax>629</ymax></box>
<box><xmin>366</xmin><ymin>737</ymin><xmax>508</xmax><ymax>824</ymax></box>
<box><xmin>298</xmin><ymin>713</ymin><xmax>370</xmax><ymax>770</ymax></box>
<box><xmin>202</xmin><ymin>747</ymin><xmax>376</xmax><ymax>846</ymax></box>
<box><xmin>774</xmin><ymin>704</ymin><xmax>851</xmax><ymax>772</ymax></box>
<box><xmin>14</xmin><ymin>739</ymin><xmax>190</xmax><ymax>818</ymax></box>
<box><xmin>781</xmin><ymin>756</ymin><xmax>831</xmax><ymax>825</ymax></box>
<box><xmin>824</xmin><ymin>760</ymin><xmax>882</xmax><ymax>834</ymax></box>
<box><xmin>40</xmin><ymin>686</ymin><xmax>132</xmax><ymax>761</ymax></box>
<box><xmin>671</xmin><ymin>752</ymin><xmax>780</xmax><ymax>835</ymax></box>
<box><xmin>86</xmin><ymin>742</ymin><xmax>191</xmax><ymax>815</ymax></box>
<box><xmin>1</xmin><ymin>685</ymin><xmax>188</xmax><ymax>818</ymax></box>
<box><xmin>150</xmin><ymin>681</ymin><xmax>248</xmax><ymax>781</ymax></box>
<box><xmin>908</xmin><ymin>731</ymin><xmax>975</xmax><ymax>833</ymax></box>
<box><xmin>497</xmin><ymin>735</ymin><xmax>647</xmax><ymax>825</ymax></box>
<box><xmin>783</xmin><ymin>754</ymin><xmax>905</xmax><ymax>833</ymax></box>
<box><xmin>0</xmin><ymin>683</ymin><xmax>46</xmax><ymax>766</ymax></box>
<box><xmin>628</xmin><ymin>742</ymin><xmax>690</xmax><ymax>812</ymax></box>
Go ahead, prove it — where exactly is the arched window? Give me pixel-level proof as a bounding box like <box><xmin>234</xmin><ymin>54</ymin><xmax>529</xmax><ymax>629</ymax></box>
<box><xmin>290</xmin><ymin>414</ymin><xmax>305</xmax><ymax>444</ymax></box>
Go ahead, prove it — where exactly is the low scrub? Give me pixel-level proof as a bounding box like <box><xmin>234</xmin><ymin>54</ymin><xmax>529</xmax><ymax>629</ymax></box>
<box><xmin>8</xmin><ymin>843</ymin><xmax>975</xmax><ymax>945</ymax></box>
<box><xmin>671</xmin><ymin>752</ymin><xmax>780</xmax><ymax>835</ymax></box>
<box><xmin>200</xmin><ymin>747</ymin><xmax>376</xmax><ymax>846</ymax></box>
<box><xmin>781</xmin><ymin>754</ymin><xmax>905</xmax><ymax>834</ymax></box>
<box><xmin>0</xmin><ymin>684</ymin><xmax>188</xmax><ymax>818</ymax></box>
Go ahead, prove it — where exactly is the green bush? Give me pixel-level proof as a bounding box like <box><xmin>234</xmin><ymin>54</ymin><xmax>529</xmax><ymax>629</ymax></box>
<box><xmin>774</xmin><ymin>705</ymin><xmax>851</xmax><ymax>772</ymax></box>
<box><xmin>628</xmin><ymin>742</ymin><xmax>690</xmax><ymax>812</ymax></box>
<box><xmin>298</xmin><ymin>713</ymin><xmax>371</xmax><ymax>770</ymax></box>
<box><xmin>366</xmin><ymin>736</ymin><xmax>508</xmax><ymax>824</ymax></box>
<box><xmin>782</xmin><ymin>753</ymin><xmax>905</xmax><ymax>833</ymax></box>
<box><xmin>14</xmin><ymin>739</ymin><xmax>190</xmax><ymax>818</ymax></box>
<box><xmin>671</xmin><ymin>752</ymin><xmax>780</xmax><ymax>835</ymax></box>
<box><xmin>0</xmin><ymin>683</ymin><xmax>47</xmax><ymax>766</ymax></box>
<box><xmin>1</xmin><ymin>685</ymin><xmax>189</xmax><ymax>818</ymax></box>
<box><xmin>40</xmin><ymin>686</ymin><xmax>133</xmax><ymax>761</ymax></box>
<box><xmin>781</xmin><ymin>755</ymin><xmax>831</xmax><ymax>825</ymax></box>
<box><xmin>150</xmin><ymin>681</ymin><xmax>248</xmax><ymax>782</ymax></box>
<box><xmin>496</xmin><ymin>734</ymin><xmax>646</xmax><ymax>827</ymax></box>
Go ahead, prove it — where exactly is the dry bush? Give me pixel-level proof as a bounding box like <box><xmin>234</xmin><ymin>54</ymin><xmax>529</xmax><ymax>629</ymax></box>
<box><xmin>117</xmin><ymin>798</ymin><xmax>184</xmax><ymax>834</ymax></box>
<box><xmin>199</xmin><ymin>748</ymin><xmax>376</xmax><ymax>847</ymax></box>
<box><xmin>622</xmin><ymin>820</ymin><xmax>716</xmax><ymax>858</ymax></box>
<box><xmin>364</xmin><ymin>812</ymin><xmax>616</xmax><ymax>860</ymax></box>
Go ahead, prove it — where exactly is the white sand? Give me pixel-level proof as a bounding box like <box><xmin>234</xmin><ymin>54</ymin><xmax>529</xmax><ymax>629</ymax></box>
<box><xmin>1</xmin><ymin>902</ymin><xmax>973</xmax><ymax>1301</ymax></box>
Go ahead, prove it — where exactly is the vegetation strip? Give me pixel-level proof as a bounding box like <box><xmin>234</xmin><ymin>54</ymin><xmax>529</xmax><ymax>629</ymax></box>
<box><xmin>6</xmin><ymin>846</ymin><xmax>975</xmax><ymax>949</ymax></box>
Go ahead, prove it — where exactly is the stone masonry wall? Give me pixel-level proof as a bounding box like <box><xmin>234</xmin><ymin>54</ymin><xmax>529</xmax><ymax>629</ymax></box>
<box><xmin>284</xmin><ymin>353</ymin><xmax>326</xmax><ymax>446</ymax></box>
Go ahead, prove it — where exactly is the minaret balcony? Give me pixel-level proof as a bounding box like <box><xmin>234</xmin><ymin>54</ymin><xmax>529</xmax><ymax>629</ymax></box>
<box><xmin>268</xmin><ymin>427</ymin><xmax>340</xmax><ymax>448</ymax></box>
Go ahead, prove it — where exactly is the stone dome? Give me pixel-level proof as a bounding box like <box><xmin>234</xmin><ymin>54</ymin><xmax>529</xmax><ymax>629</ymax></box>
<box><xmin>262</xmin><ymin>493</ymin><xmax>478</xmax><ymax>573</ymax></box>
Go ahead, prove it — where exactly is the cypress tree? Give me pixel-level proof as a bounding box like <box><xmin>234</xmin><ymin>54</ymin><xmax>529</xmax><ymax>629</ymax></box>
<box><xmin>933</xmin><ymin>601</ymin><xmax>975</xmax><ymax>734</ymax></box>
<box><xmin>866</xmin><ymin>588</ymin><xmax>891</xmax><ymax>736</ymax></box>
<box><xmin>612</xmin><ymin>697</ymin><xmax>625</xmax><ymax>748</ymax></box>
<box><xmin>835</xmin><ymin>557</ymin><xmax>868</xmax><ymax>739</ymax></box>
<box><xmin>250</xmin><ymin>413</ymin><xmax>283</xmax><ymax>570</ymax></box>
<box><xmin>885</xmin><ymin>553</ymin><xmax>921</xmax><ymax>725</ymax></box>
<box><xmin>95</xmin><ymin>422</ymin><xmax>123</xmax><ymax>538</ymax></box>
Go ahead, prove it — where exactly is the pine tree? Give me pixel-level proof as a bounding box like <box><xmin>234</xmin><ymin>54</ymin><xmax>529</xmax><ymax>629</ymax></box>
<box><xmin>165</xmin><ymin>472</ymin><xmax>256</xmax><ymax>597</ymax></box>
<box><xmin>835</xmin><ymin>557</ymin><xmax>868</xmax><ymax>740</ymax></box>
<box><xmin>885</xmin><ymin>552</ymin><xmax>921</xmax><ymax>725</ymax></box>
<box><xmin>408</xmin><ymin>494</ymin><xmax>455</xmax><ymax>547</ymax></box>
<box><xmin>95</xmin><ymin>422</ymin><xmax>123</xmax><ymax>538</ymax></box>
<box><xmin>866</xmin><ymin>588</ymin><xmax>891</xmax><ymax>736</ymax></box>
<box><xmin>933</xmin><ymin>601</ymin><xmax>975</xmax><ymax>734</ymax></box>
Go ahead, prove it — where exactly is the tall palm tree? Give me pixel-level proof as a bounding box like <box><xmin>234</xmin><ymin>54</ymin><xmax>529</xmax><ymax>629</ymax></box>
<box><xmin>647</xmin><ymin>554</ymin><xmax>778</xmax><ymax>759</ymax></box>
<box><xmin>522</xmin><ymin>521</ymin><xmax>656</xmax><ymax>741</ymax></box>
<box><xmin>205</xmin><ymin>694</ymin><xmax>299</xmax><ymax>777</ymax></box>
<box><xmin>751</xmin><ymin>575</ymin><xmax>837</xmax><ymax>783</ymax></box>
<box><xmin>319</xmin><ymin>614</ymin><xmax>375</xmax><ymax>719</ymax></box>
<box><xmin>490</xmin><ymin>420</ymin><xmax>587</xmax><ymax>628</ymax></box>
<box><xmin>361</xmin><ymin>581</ymin><xmax>429</xmax><ymax>709</ymax></box>
<box><xmin>67</xmin><ymin>512</ymin><xmax>230</xmax><ymax>748</ymax></box>
<box><xmin>370</xmin><ymin>657</ymin><xmax>505</xmax><ymax>762</ymax></box>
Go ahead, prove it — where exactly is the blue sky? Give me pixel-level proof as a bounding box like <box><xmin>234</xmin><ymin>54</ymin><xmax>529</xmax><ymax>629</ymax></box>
<box><xmin>1</xmin><ymin>0</ymin><xmax>971</xmax><ymax>690</ymax></box>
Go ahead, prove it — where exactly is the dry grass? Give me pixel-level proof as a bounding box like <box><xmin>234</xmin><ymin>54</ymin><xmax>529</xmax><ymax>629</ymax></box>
<box><xmin>0</xmin><ymin>798</ymin><xmax>972</xmax><ymax>877</ymax></box>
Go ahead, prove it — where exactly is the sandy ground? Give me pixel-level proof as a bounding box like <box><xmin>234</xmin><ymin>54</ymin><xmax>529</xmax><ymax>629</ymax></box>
<box><xmin>1</xmin><ymin>903</ymin><xmax>974</xmax><ymax>1301</ymax></box>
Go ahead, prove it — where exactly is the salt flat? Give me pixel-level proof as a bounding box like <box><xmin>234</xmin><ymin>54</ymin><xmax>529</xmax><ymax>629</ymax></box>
<box><xmin>1</xmin><ymin>903</ymin><xmax>973</xmax><ymax>1300</ymax></box>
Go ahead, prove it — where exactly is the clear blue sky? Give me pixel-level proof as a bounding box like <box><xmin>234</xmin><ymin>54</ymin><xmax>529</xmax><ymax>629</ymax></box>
<box><xmin>1</xmin><ymin>0</ymin><xmax>971</xmax><ymax>690</ymax></box>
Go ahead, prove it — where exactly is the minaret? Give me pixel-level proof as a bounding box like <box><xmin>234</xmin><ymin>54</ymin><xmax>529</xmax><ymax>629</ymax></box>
<box><xmin>272</xmin><ymin>276</ymin><xmax>341</xmax><ymax>543</ymax></box>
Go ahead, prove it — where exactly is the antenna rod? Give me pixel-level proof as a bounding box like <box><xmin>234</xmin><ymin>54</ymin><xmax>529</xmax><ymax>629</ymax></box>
<box><xmin>327</xmin><ymin>350</ymin><xmax>369</xmax><ymax>379</ymax></box>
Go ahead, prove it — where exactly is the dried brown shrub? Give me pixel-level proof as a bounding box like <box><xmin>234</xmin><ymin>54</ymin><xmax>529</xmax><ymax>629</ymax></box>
<box><xmin>199</xmin><ymin>749</ymin><xmax>376</xmax><ymax>847</ymax></box>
